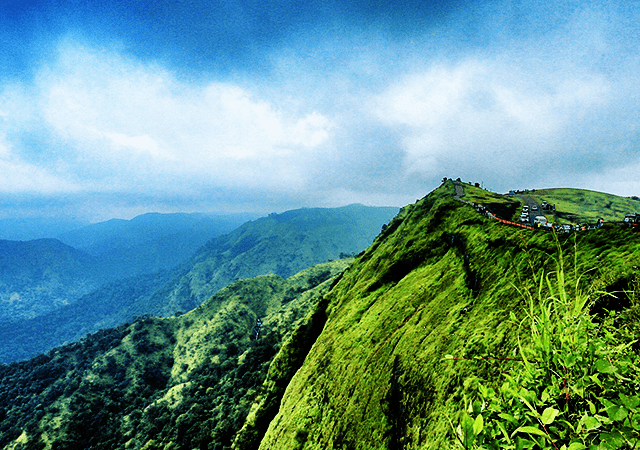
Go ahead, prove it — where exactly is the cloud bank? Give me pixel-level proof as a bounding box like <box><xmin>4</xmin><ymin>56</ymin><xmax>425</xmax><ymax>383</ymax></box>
<box><xmin>0</xmin><ymin>0</ymin><xmax>639</xmax><ymax>220</ymax></box>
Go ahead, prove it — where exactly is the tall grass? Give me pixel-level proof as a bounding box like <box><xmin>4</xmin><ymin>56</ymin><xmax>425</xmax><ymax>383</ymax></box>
<box><xmin>447</xmin><ymin>241</ymin><xmax>640</xmax><ymax>449</ymax></box>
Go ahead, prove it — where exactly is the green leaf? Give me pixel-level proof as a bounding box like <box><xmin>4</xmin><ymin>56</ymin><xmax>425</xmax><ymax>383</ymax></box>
<box><xmin>566</xmin><ymin>443</ymin><xmax>586</xmax><ymax>450</ymax></box>
<box><xmin>515</xmin><ymin>436</ymin><xmax>536</xmax><ymax>450</ymax></box>
<box><xmin>619</xmin><ymin>393</ymin><xmax>640</xmax><ymax>410</ymax></box>
<box><xmin>473</xmin><ymin>413</ymin><xmax>484</xmax><ymax>436</ymax></box>
<box><xmin>595</xmin><ymin>359</ymin><xmax>616</xmax><ymax>374</ymax></box>
<box><xmin>597</xmin><ymin>414</ymin><xmax>613</xmax><ymax>425</ymax></box>
<box><xmin>606</xmin><ymin>405</ymin><xmax>628</xmax><ymax>422</ymax></box>
<box><xmin>499</xmin><ymin>412</ymin><xmax>517</xmax><ymax>425</ymax></box>
<box><xmin>513</xmin><ymin>425</ymin><xmax>547</xmax><ymax>438</ymax></box>
<box><xmin>541</xmin><ymin>407</ymin><xmax>560</xmax><ymax>425</ymax></box>
<box><xmin>496</xmin><ymin>421</ymin><xmax>511</xmax><ymax>443</ymax></box>
<box><xmin>582</xmin><ymin>415</ymin><xmax>601</xmax><ymax>431</ymax></box>
<box><xmin>600</xmin><ymin>431</ymin><xmax>626</xmax><ymax>449</ymax></box>
<box><xmin>461</xmin><ymin>414</ymin><xmax>475</xmax><ymax>444</ymax></box>
<box><xmin>590</xmin><ymin>373</ymin><xmax>603</xmax><ymax>388</ymax></box>
<box><xmin>563</xmin><ymin>353</ymin><xmax>577</xmax><ymax>367</ymax></box>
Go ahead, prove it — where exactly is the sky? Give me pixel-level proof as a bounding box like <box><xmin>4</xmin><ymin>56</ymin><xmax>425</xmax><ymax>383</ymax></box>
<box><xmin>0</xmin><ymin>0</ymin><xmax>639</xmax><ymax>222</ymax></box>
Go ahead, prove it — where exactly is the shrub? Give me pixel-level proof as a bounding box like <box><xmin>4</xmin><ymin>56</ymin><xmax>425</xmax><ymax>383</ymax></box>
<box><xmin>448</xmin><ymin>246</ymin><xmax>640</xmax><ymax>449</ymax></box>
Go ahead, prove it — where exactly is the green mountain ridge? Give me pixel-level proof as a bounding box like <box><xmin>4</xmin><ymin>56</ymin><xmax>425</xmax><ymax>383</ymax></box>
<box><xmin>0</xmin><ymin>260</ymin><xmax>351</xmax><ymax>449</ymax></box>
<box><xmin>0</xmin><ymin>204</ymin><xmax>397</xmax><ymax>363</ymax></box>
<box><xmin>1</xmin><ymin>183</ymin><xmax>638</xmax><ymax>449</ymax></box>
<box><xmin>259</xmin><ymin>181</ymin><xmax>640</xmax><ymax>449</ymax></box>
<box><xmin>149</xmin><ymin>204</ymin><xmax>400</xmax><ymax>316</ymax></box>
<box><xmin>520</xmin><ymin>187</ymin><xmax>640</xmax><ymax>224</ymax></box>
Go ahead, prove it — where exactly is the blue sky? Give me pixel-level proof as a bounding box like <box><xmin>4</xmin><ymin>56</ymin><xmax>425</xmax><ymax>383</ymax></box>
<box><xmin>0</xmin><ymin>0</ymin><xmax>639</xmax><ymax>222</ymax></box>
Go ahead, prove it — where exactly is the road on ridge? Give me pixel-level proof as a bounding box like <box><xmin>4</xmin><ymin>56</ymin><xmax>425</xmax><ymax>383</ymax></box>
<box><xmin>516</xmin><ymin>194</ymin><xmax>541</xmax><ymax>226</ymax></box>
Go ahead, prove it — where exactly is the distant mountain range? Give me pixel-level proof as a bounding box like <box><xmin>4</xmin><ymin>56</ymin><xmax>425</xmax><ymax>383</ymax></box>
<box><xmin>145</xmin><ymin>204</ymin><xmax>401</xmax><ymax>316</ymax></box>
<box><xmin>1</xmin><ymin>183</ymin><xmax>638</xmax><ymax>449</ymax></box>
<box><xmin>0</xmin><ymin>212</ymin><xmax>257</xmax><ymax>322</ymax></box>
<box><xmin>58</xmin><ymin>212</ymin><xmax>259</xmax><ymax>279</ymax></box>
<box><xmin>0</xmin><ymin>204</ymin><xmax>398</xmax><ymax>363</ymax></box>
<box><xmin>0</xmin><ymin>239</ymin><xmax>107</xmax><ymax>319</ymax></box>
<box><xmin>0</xmin><ymin>217</ymin><xmax>87</xmax><ymax>241</ymax></box>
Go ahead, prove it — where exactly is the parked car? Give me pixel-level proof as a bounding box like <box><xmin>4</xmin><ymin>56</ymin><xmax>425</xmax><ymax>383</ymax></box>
<box><xmin>624</xmin><ymin>213</ymin><xmax>640</xmax><ymax>225</ymax></box>
<box><xmin>534</xmin><ymin>215</ymin><xmax>547</xmax><ymax>225</ymax></box>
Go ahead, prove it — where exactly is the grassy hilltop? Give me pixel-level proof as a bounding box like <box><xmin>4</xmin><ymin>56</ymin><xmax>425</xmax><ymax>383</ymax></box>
<box><xmin>454</xmin><ymin>182</ymin><xmax>640</xmax><ymax>224</ymax></box>
<box><xmin>259</xmin><ymin>181</ymin><xmax>640</xmax><ymax>449</ymax></box>
<box><xmin>525</xmin><ymin>187</ymin><xmax>640</xmax><ymax>224</ymax></box>
<box><xmin>1</xmin><ymin>180</ymin><xmax>639</xmax><ymax>449</ymax></box>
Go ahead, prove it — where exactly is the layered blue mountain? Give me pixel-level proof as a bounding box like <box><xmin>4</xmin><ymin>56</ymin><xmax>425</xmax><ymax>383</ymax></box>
<box><xmin>0</xmin><ymin>212</ymin><xmax>255</xmax><ymax>322</ymax></box>
<box><xmin>57</xmin><ymin>212</ymin><xmax>258</xmax><ymax>279</ymax></box>
<box><xmin>0</xmin><ymin>204</ymin><xmax>398</xmax><ymax>363</ymax></box>
<box><xmin>0</xmin><ymin>218</ymin><xmax>88</xmax><ymax>241</ymax></box>
<box><xmin>0</xmin><ymin>239</ymin><xmax>107</xmax><ymax>319</ymax></box>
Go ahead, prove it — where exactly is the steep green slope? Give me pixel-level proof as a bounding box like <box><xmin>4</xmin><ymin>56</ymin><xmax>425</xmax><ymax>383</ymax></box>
<box><xmin>0</xmin><ymin>260</ymin><xmax>350</xmax><ymax>450</ymax></box>
<box><xmin>145</xmin><ymin>204</ymin><xmax>399</xmax><ymax>316</ymax></box>
<box><xmin>258</xmin><ymin>181</ymin><xmax>640</xmax><ymax>449</ymax></box>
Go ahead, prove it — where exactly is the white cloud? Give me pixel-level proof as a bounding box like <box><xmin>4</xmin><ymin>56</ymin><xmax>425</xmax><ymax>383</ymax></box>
<box><xmin>3</xmin><ymin>40</ymin><xmax>334</xmax><ymax>195</ymax></box>
<box><xmin>0</xmin><ymin>159</ymin><xmax>79</xmax><ymax>193</ymax></box>
<box><xmin>371</xmin><ymin>57</ymin><xmax>616</xmax><ymax>183</ymax></box>
<box><xmin>0</xmin><ymin>138</ymin><xmax>79</xmax><ymax>194</ymax></box>
<box><xmin>2</xmin><ymin>0</ymin><xmax>640</xmax><ymax>219</ymax></box>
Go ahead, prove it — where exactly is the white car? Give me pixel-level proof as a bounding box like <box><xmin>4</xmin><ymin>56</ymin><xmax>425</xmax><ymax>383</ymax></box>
<box><xmin>531</xmin><ymin>205</ymin><xmax>539</xmax><ymax>211</ymax></box>
<box><xmin>534</xmin><ymin>215</ymin><xmax>547</xmax><ymax>225</ymax></box>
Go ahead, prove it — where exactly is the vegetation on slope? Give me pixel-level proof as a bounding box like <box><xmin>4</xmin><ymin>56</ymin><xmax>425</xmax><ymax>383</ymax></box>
<box><xmin>0</xmin><ymin>270</ymin><xmax>171</xmax><ymax>364</ymax></box>
<box><xmin>449</xmin><ymin>253</ymin><xmax>640</xmax><ymax>448</ymax></box>
<box><xmin>0</xmin><ymin>205</ymin><xmax>397</xmax><ymax>363</ymax></box>
<box><xmin>2</xmin><ymin>182</ymin><xmax>638</xmax><ymax>449</ymax></box>
<box><xmin>456</xmin><ymin>182</ymin><xmax>522</xmax><ymax>220</ymax></box>
<box><xmin>143</xmin><ymin>204</ymin><xmax>399</xmax><ymax>316</ymax></box>
<box><xmin>0</xmin><ymin>260</ymin><xmax>350</xmax><ymax>450</ymax></box>
<box><xmin>259</xmin><ymin>180</ymin><xmax>640</xmax><ymax>449</ymax></box>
